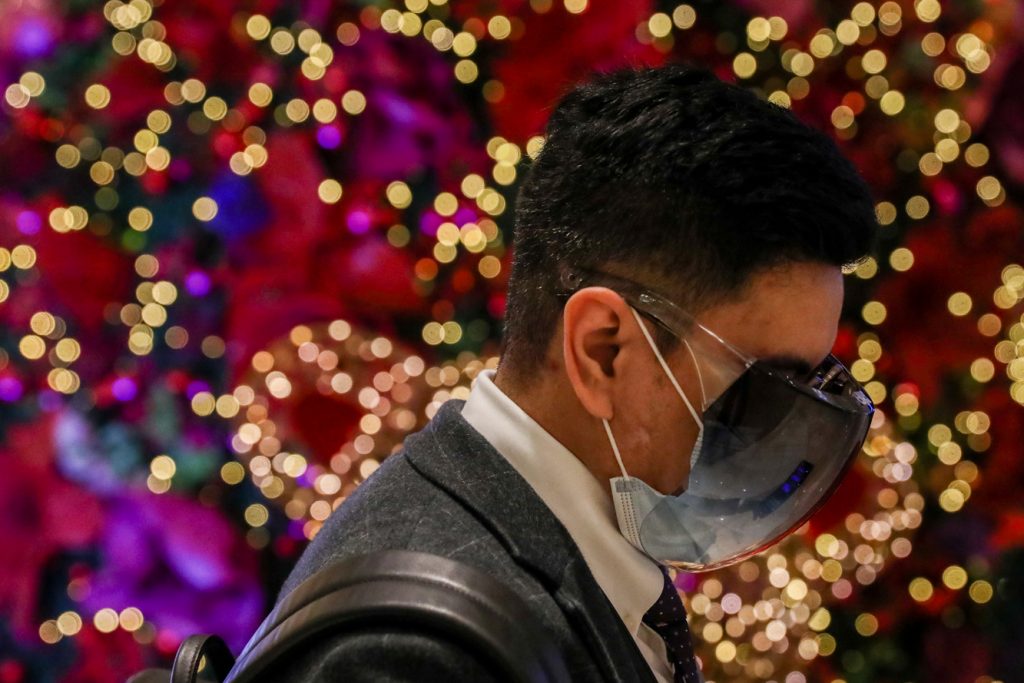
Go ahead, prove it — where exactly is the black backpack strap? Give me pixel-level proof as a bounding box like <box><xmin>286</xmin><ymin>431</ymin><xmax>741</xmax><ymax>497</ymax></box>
<box><xmin>170</xmin><ymin>634</ymin><xmax>235</xmax><ymax>683</ymax></box>
<box><xmin>225</xmin><ymin>550</ymin><xmax>570</xmax><ymax>683</ymax></box>
<box><xmin>127</xmin><ymin>634</ymin><xmax>236</xmax><ymax>683</ymax></box>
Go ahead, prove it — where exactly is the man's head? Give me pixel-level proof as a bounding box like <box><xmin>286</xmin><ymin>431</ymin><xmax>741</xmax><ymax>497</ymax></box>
<box><xmin>493</xmin><ymin>63</ymin><xmax>878</xmax><ymax>495</ymax></box>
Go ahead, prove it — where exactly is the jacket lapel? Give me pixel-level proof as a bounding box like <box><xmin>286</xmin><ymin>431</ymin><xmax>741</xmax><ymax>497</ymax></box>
<box><xmin>404</xmin><ymin>399</ymin><xmax>656</xmax><ymax>682</ymax></box>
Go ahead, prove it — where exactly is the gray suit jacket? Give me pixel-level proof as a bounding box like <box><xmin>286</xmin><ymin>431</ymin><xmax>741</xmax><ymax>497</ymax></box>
<box><xmin>270</xmin><ymin>398</ymin><xmax>664</xmax><ymax>682</ymax></box>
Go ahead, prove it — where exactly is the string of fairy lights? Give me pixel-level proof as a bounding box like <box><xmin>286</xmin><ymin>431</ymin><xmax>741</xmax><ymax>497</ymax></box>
<box><xmin>3</xmin><ymin>0</ymin><xmax>1018</xmax><ymax>680</ymax></box>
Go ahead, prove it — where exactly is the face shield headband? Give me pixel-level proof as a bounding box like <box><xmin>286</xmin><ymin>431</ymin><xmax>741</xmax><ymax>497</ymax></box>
<box><xmin>555</xmin><ymin>267</ymin><xmax>875</xmax><ymax>572</ymax></box>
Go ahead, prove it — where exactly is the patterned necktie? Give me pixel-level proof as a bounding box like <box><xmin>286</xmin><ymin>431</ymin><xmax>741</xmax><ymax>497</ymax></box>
<box><xmin>642</xmin><ymin>566</ymin><xmax>701</xmax><ymax>683</ymax></box>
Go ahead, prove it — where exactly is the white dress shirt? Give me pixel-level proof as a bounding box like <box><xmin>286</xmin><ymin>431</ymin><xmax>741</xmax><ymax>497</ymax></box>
<box><xmin>461</xmin><ymin>368</ymin><xmax>675</xmax><ymax>682</ymax></box>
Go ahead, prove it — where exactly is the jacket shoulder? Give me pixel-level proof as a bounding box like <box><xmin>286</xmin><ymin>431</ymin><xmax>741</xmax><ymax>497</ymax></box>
<box><xmin>278</xmin><ymin>450</ymin><xmax>524</xmax><ymax>600</ymax></box>
<box><xmin>270</xmin><ymin>452</ymin><xmax>580</xmax><ymax>680</ymax></box>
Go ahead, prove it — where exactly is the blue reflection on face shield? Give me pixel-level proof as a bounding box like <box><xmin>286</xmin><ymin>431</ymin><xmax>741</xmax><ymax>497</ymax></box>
<box><xmin>753</xmin><ymin>460</ymin><xmax>814</xmax><ymax>518</ymax></box>
<box><xmin>684</xmin><ymin>460</ymin><xmax>815</xmax><ymax>520</ymax></box>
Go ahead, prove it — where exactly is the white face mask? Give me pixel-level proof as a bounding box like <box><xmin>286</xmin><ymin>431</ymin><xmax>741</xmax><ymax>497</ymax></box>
<box><xmin>604</xmin><ymin>306</ymin><xmax>706</xmax><ymax>552</ymax></box>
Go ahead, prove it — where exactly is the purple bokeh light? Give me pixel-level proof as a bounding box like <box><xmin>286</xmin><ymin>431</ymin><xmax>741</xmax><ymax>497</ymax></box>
<box><xmin>316</xmin><ymin>124</ymin><xmax>343</xmax><ymax>149</ymax></box>
<box><xmin>185</xmin><ymin>270</ymin><xmax>212</xmax><ymax>297</ymax></box>
<box><xmin>16</xmin><ymin>210</ymin><xmax>41</xmax><ymax>235</ymax></box>
<box><xmin>186</xmin><ymin>380</ymin><xmax>211</xmax><ymax>400</ymax></box>
<box><xmin>111</xmin><ymin>377</ymin><xmax>138</xmax><ymax>402</ymax></box>
<box><xmin>346</xmin><ymin>209</ymin><xmax>371</xmax><ymax>235</ymax></box>
<box><xmin>0</xmin><ymin>376</ymin><xmax>24</xmax><ymax>402</ymax></box>
<box><xmin>419</xmin><ymin>211</ymin><xmax>442</xmax><ymax>238</ymax></box>
<box><xmin>454</xmin><ymin>207</ymin><xmax>477</xmax><ymax>226</ymax></box>
<box><xmin>14</xmin><ymin>17</ymin><xmax>55</xmax><ymax>59</ymax></box>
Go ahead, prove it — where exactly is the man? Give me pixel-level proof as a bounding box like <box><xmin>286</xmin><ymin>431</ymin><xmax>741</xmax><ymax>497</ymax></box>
<box><xmin>273</xmin><ymin>62</ymin><xmax>878</xmax><ymax>681</ymax></box>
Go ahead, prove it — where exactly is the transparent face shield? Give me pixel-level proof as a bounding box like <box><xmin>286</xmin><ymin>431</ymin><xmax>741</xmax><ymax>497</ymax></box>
<box><xmin>557</xmin><ymin>267</ymin><xmax>875</xmax><ymax>571</ymax></box>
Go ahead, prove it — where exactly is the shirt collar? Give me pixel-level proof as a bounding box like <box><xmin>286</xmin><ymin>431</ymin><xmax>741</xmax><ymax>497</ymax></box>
<box><xmin>461</xmin><ymin>368</ymin><xmax>665</xmax><ymax>636</ymax></box>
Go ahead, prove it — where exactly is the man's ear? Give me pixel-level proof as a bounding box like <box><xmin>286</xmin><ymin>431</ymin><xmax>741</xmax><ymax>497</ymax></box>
<box><xmin>561</xmin><ymin>287</ymin><xmax>634</xmax><ymax>421</ymax></box>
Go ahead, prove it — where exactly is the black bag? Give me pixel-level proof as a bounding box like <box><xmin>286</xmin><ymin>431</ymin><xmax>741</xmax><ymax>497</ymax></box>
<box><xmin>128</xmin><ymin>550</ymin><xmax>570</xmax><ymax>683</ymax></box>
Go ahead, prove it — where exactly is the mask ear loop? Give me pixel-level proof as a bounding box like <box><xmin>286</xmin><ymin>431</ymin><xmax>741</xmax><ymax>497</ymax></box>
<box><xmin>602</xmin><ymin>418</ymin><xmax>630</xmax><ymax>480</ymax></box>
<box><xmin>630</xmin><ymin>307</ymin><xmax>707</xmax><ymax>470</ymax></box>
<box><xmin>629</xmin><ymin>307</ymin><xmax>703</xmax><ymax>427</ymax></box>
<box><xmin>603</xmin><ymin>308</ymin><xmax>706</xmax><ymax>483</ymax></box>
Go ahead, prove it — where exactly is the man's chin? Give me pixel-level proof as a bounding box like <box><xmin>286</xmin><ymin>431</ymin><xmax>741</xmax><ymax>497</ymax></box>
<box><xmin>650</xmin><ymin>473</ymin><xmax>687</xmax><ymax>497</ymax></box>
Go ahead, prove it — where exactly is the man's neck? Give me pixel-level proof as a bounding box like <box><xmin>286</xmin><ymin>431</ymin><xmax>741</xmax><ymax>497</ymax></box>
<box><xmin>492</xmin><ymin>366</ymin><xmax>621</xmax><ymax>490</ymax></box>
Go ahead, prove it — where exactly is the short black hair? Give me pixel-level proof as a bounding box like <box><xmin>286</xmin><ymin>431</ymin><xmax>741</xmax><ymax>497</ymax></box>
<box><xmin>500</xmin><ymin>62</ymin><xmax>878</xmax><ymax>380</ymax></box>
